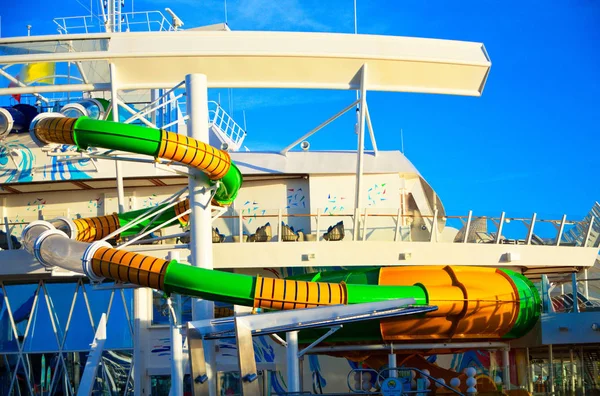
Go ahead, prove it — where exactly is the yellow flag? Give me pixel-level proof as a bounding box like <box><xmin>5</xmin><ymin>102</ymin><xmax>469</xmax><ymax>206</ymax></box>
<box><xmin>22</xmin><ymin>62</ymin><xmax>55</xmax><ymax>84</ymax></box>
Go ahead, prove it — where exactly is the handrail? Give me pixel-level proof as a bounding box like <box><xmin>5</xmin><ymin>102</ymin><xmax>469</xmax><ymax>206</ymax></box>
<box><xmin>53</xmin><ymin>11</ymin><xmax>173</xmax><ymax>35</ymax></box>
<box><xmin>0</xmin><ymin>209</ymin><xmax>595</xmax><ymax>248</ymax></box>
<box><xmin>377</xmin><ymin>367</ymin><xmax>464</xmax><ymax>396</ymax></box>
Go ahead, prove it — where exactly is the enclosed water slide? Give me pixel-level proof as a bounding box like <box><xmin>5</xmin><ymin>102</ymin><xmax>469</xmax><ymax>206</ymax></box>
<box><xmin>22</xmin><ymin>116</ymin><xmax>541</xmax><ymax>344</ymax></box>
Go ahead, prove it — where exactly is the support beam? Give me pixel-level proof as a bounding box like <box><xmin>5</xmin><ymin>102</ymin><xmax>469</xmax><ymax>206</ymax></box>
<box><xmin>353</xmin><ymin>64</ymin><xmax>367</xmax><ymax>241</ymax></box>
<box><xmin>548</xmin><ymin>344</ymin><xmax>554</xmax><ymax>394</ymax></box>
<box><xmin>570</xmin><ymin>348</ymin><xmax>576</xmax><ymax>393</ymax></box>
<box><xmin>286</xmin><ymin>331</ymin><xmax>300</xmax><ymax>393</ymax></box>
<box><xmin>236</xmin><ymin>318</ymin><xmax>261</xmax><ymax>396</ymax></box>
<box><xmin>388</xmin><ymin>353</ymin><xmax>397</xmax><ymax>378</ymax></box>
<box><xmin>187</xmin><ymin>327</ymin><xmax>209</xmax><ymax>396</ymax></box>
<box><xmin>110</xmin><ymin>63</ymin><xmax>126</xmax><ymax>214</ymax></box>
<box><xmin>526</xmin><ymin>347</ymin><xmax>533</xmax><ymax>393</ymax></box>
<box><xmin>77</xmin><ymin>314</ymin><xmax>107</xmax><ymax>396</ymax></box>
<box><xmin>279</xmin><ymin>99</ymin><xmax>359</xmax><ymax>155</ymax></box>
<box><xmin>502</xmin><ymin>348</ymin><xmax>510</xmax><ymax>390</ymax></box>
<box><xmin>169</xmin><ymin>251</ymin><xmax>184</xmax><ymax>396</ymax></box>
<box><xmin>364</xmin><ymin>102</ymin><xmax>378</xmax><ymax>156</ymax></box>
<box><xmin>186</xmin><ymin>73</ymin><xmax>217</xmax><ymax>396</ymax></box>
<box><xmin>0</xmin><ymin>185</ymin><xmax>21</xmax><ymax>193</ymax></box>
<box><xmin>0</xmin><ymin>67</ymin><xmax>50</xmax><ymax>104</ymax></box>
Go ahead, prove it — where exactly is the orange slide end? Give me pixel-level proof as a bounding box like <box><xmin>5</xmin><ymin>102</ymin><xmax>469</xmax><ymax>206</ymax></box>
<box><xmin>253</xmin><ymin>275</ymin><xmax>347</xmax><ymax>310</ymax></box>
<box><xmin>91</xmin><ymin>246</ymin><xmax>169</xmax><ymax>290</ymax></box>
<box><xmin>158</xmin><ymin>131</ymin><xmax>231</xmax><ymax>180</ymax></box>
<box><xmin>379</xmin><ymin>266</ymin><xmax>520</xmax><ymax>341</ymax></box>
<box><xmin>33</xmin><ymin>117</ymin><xmax>77</xmax><ymax>145</ymax></box>
<box><xmin>73</xmin><ymin>213</ymin><xmax>121</xmax><ymax>242</ymax></box>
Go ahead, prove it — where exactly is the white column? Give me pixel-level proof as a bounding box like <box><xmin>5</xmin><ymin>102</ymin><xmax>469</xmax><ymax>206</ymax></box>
<box><xmin>526</xmin><ymin>347</ymin><xmax>533</xmax><ymax>393</ymax></box>
<box><xmin>353</xmin><ymin>64</ymin><xmax>367</xmax><ymax>241</ymax></box>
<box><xmin>570</xmin><ymin>348</ymin><xmax>576</xmax><ymax>393</ymax></box>
<box><xmin>388</xmin><ymin>354</ymin><xmax>397</xmax><ymax>378</ymax></box>
<box><xmin>133</xmin><ymin>287</ymin><xmax>152</xmax><ymax>396</ymax></box>
<box><xmin>548</xmin><ymin>344</ymin><xmax>554</xmax><ymax>394</ymax></box>
<box><xmin>169</xmin><ymin>253</ymin><xmax>184</xmax><ymax>396</ymax></box>
<box><xmin>109</xmin><ymin>63</ymin><xmax>126</xmax><ymax>213</ymax></box>
<box><xmin>185</xmin><ymin>74</ymin><xmax>217</xmax><ymax>396</ymax></box>
<box><xmin>503</xmin><ymin>348</ymin><xmax>510</xmax><ymax>390</ymax></box>
<box><xmin>286</xmin><ymin>331</ymin><xmax>300</xmax><ymax>393</ymax></box>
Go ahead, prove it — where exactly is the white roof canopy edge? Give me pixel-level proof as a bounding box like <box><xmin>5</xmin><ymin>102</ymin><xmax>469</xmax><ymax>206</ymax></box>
<box><xmin>0</xmin><ymin>31</ymin><xmax>491</xmax><ymax>95</ymax></box>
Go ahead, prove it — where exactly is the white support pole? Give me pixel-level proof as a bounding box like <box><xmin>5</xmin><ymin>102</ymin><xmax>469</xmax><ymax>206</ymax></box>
<box><xmin>572</xmin><ymin>272</ymin><xmax>579</xmax><ymax>313</ymax></box>
<box><xmin>133</xmin><ymin>287</ymin><xmax>151</xmax><ymax>396</ymax></box>
<box><xmin>394</xmin><ymin>208</ymin><xmax>401</xmax><ymax>242</ymax></box>
<box><xmin>463</xmin><ymin>211</ymin><xmax>473</xmax><ymax>243</ymax></box>
<box><xmin>364</xmin><ymin>103</ymin><xmax>378</xmax><ymax>156</ymax></box>
<box><xmin>525</xmin><ymin>213</ymin><xmax>537</xmax><ymax>245</ymax></box>
<box><xmin>583</xmin><ymin>269</ymin><xmax>590</xmax><ymax>299</ymax></box>
<box><xmin>388</xmin><ymin>353</ymin><xmax>397</xmax><ymax>378</ymax></box>
<box><xmin>110</xmin><ymin>63</ymin><xmax>126</xmax><ymax>214</ymax></box>
<box><xmin>185</xmin><ymin>74</ymin><xmax>217</xmax><ymax>396</ymax></box>
<box><xmin>548</xmin><ymin>344</ymin><xmax>554</xmax><ymax>395</ymax></box>
<box><xmin>169</xmin><ymin>252</ymin><xmax>184</xmax><ymax>396</ymax></box>
<box><xmin>287</xmin><ymin>331</ymin><xmax>300</xmax><ymax>393</ymax></box>
<box><xmin>570</xmin><ymin>348</ymin><xmax>576</xmax><ymax>392</ymax></box>
<box><xmin>353</xmin><ymin>64</ymin><xmax>367</xmax><ymax>241</ymax></box>
<box><xmin>502</xmin><ymin>348</ymin><xmax>510</xmax><ymax>390</ymax></box>
<box><xmin>526</xmin><ymin>347</ymin><xmax>533</xmax><ymax>393</ymax></box>
<box><xmin>556</xmin><ymin>214</ymin><xmax>567</xmax><ymax>246</ymax></box>
<box><xmin>495</xmin><ymin>212</ymin><xmax>505</xmax><ymax>244</ymax></box>
<box><xmin>278</xmin><ymin>209</ymin><xmax>283</xmax><ymax>243</ymax></box>
<box><xmin>77</xmin><ymin>314</ymin><xmax>107</xmax><ymax>396</ymax></box>
<box><xmin>315</xmin><ymin>209</ymin><xmax>321</xmax><ymax>243</ymax></box>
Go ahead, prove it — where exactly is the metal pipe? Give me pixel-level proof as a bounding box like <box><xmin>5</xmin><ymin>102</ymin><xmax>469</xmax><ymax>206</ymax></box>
<box><xmin>388</xmin><ymin>353</ymin><xmax>397</xmax><ymax>378</ymax></box>
<box><xmin>463</xmin><ymin>210</ymin><xmax>472</xmax><ymax>243</ymax></box>
<box><xmin>495</xmin><ymin>212</ymin><xmax>505</xmax><ymax>244</ymax></box>
<box><xmin>185</xmin><ymin>73</ymin><xmax>217</xmax><ymax>396</ymax></box>
<box><xmin>168</xmin><ymin>253</ymin><xmax>184</xmax><ymax>396</ymax></box>
<box><xmin>3</xmin><ymin>216</ymin><xmax>13</xmax><ymax>250</ymax></box>
<box><xmin>525</xmin><ymin>213</ymin><xmax>537</xmax><ymax>245</ymax></box>
<box><xmin>118</xmin><ymin>209</ymin><xmax>191</xmax><ymax>248</ymax></box>
<box><xmin>364</xmin><ymin>102</ymin><xmax>378</xmax><ymax>156</ymax></box>
<box><xmin>572</xmin><ymin>272</ymin><xmax>579</xmax><ymax>313</ymax></box>
<box><xmin>556</xmin><ymin>214</ymin><xmax>567</xmax><ymax>246</ymax></box>
<box><xmin>526</xmin><ymin>347</ymin><xmax>533</xmax><ymax>393</ymax></box>
<box><xmin>583</xmin><ymin>216</ymin><xmax>595</xmax><ymax>247</ymax></box>
<box><xmin>570</xmin><ymin>348</ymin><xmax>576</xmax><ymax>392</ymax></box>
<box><xmin>584</xmin><ymin>269</ymin><xmax>590</xmax><ymax>299</ymax></box>
<box><xmin>0</xmin><ymin>67</ymin><xmax>50</xmax><ymax>103</ymax></box>
<box><xmin>308</xmin><ymin>341</ymin><xmax>509</xmax><ymax>354</ymax></box>
<box><xmin>502</xmin><ymin>348</ymin><xmax>510</xmax><ymax>390</ymax></box>
<box><xmin>286</xmin><ymin>331</ymin><xmax>300</xmax><ymax>393</ymax></box>
<box><xmin>110</xmin><ymin>63</ymin><xmax>126</xmax><ymax>214</ymax></box>
<box><xmin>353</xmin><ymin>64</ymin><xmax>367</xmax><ymax>241</ymax></box>
<box><xmin>548</xmin><ymin>344</ymin><xmax>554</xmax><ymax>394</ymax></box>
<box><xmin>279</xmin><ymin>99</ymin><xmax>359</xmax><ymax>155</ymax></box>
<box><xmin>394</xmin><ymin>208</ymin><xmax>401</xmax><ymax>242</ymax></box>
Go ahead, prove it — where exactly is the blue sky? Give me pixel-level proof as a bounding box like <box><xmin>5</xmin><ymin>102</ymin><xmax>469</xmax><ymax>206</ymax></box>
<box><xmin>1</xmin><ymin>0</ymin><xmax>599</xmax><ymax>221</ymax></box>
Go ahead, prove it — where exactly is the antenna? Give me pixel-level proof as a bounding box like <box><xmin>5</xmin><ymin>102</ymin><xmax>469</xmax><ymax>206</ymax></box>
<box><xmin>400</xmin><ymin>128</ymin><xmax>405</xmax><ymax>154</ymax></box>
<box><xmin>353</xmin><ymin>0</ymin><xmax>357</xmax><ymax>34</ymax></box>
<box><xmin>224</xmin><ymin>0</ymin><xmax>228</xmax><ymax>25</ymax></box>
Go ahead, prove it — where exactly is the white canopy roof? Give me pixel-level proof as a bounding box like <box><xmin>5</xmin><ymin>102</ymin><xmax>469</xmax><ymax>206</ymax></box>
<box><xmin>0</xmin><ymin>31</ymin><xmax>491</xmax><ymax>95</ymax></box>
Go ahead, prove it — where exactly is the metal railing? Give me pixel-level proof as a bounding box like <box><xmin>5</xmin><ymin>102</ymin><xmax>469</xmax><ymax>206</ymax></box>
<box><xmin>208</xmin><ymin>101</ymin><xmax>247</xmax><ymax>149</ymax></box>
<box><xmin>53</xmin><ymin>11</ymin><xmax>173</xmax><ymax>35</ymax></box>
<box><xmin>1</xmin><ymin>210</ymin><xmax>597</xmax><ymax>249</ymax></box>
<box><xmin>347</xmin><ymin>367</ymin><xmax>464</xmax><ymax>395</ymax></box>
